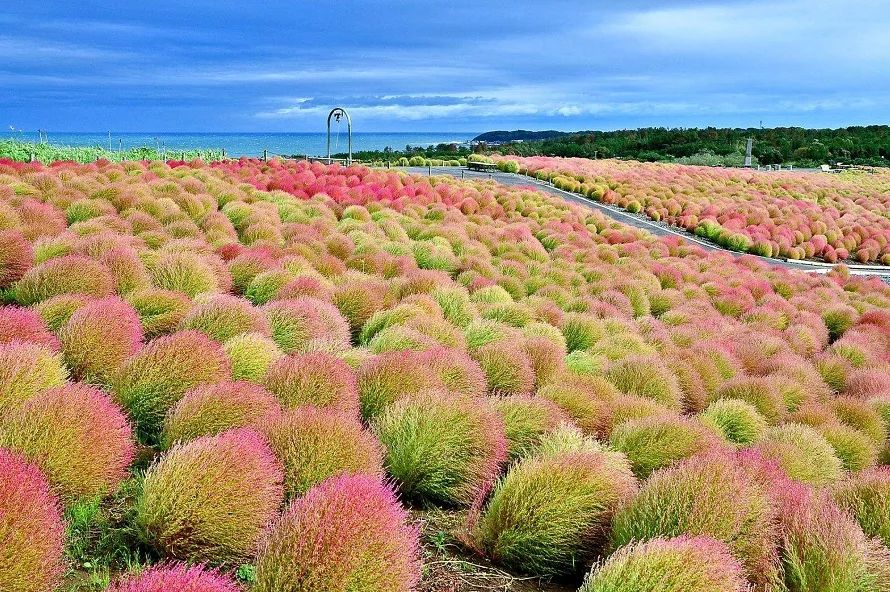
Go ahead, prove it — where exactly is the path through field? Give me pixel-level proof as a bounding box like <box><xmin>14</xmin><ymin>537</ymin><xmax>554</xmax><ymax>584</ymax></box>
<box><xmin>400</xmin><ymin>166</ymin><xmax>890</xmax><ymax>282</ymax></box>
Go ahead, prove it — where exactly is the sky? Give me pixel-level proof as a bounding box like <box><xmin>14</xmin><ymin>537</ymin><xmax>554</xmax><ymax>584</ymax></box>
<box><xmin>2</xmin><ymin>0</ymin><xmax>888</xmax><ymax>133</ymax></box>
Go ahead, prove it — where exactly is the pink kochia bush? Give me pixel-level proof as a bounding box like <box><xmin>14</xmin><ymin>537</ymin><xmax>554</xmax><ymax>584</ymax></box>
<box><xmin>777</xmin><ymin>481</ymin><xmax>890</xmax><ymax>592</ymax></box>
<box><xmin>254</xmin><ymin>474</ymin><xmax>421</xmax><ymax>592</ymax></box>
<box><xmin>113</xmin><ymin>330</ymin><xmax>231</xmax><ymax>443</ymax></box>
<box><xmin>0</xmin><ymin>229</ymin><xmax>34</xmax><ymax>288</ymax></box>
<box><xmin>0</xmin><ymin>383</ymin><xmax>135</xmax><ymax>504</ymax></box>
<box><xmin>0</xmin><ymin>448</ymin><xmax>66</xmax><ymax>592</ymax></box>
<box><xmin>161</xmin><ymin>380</ymin><xmax>282</xmax><ymax>448</ymax></box>
<box><xmin>135</xmin><ymin>428</ymin><xmax>284</xmax><ymax>565</ymax></box>
<box><xmin>106</xmin><ymin>563</ymin><xmax>242</xmax><ymax>592</ymax></box>
<box><xmin>0</xmin><ymin>305</ymin><xmax>59</xmax><ymax>349</ymax></box>
<box><xmin>59</xmin><ymin>296</ymin><xmax>143</xmax><ymax>384</ymax></box>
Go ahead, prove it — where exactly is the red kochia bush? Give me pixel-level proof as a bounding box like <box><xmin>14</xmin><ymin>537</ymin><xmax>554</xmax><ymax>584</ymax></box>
<box><xmin>136</xmin><ymin>428</ymin><xmax>284</xmax><ymax>565</ymax></box>
<box><xmin>0</xmin><ymin>448</ymin><xmax>66</xmax><ymax>592</ymax></box>
<box><xmin>255</xmin><ymin>473</ymin><xmax>421</xmax><ymax>592</ymax></box>
<box><xmin>106</xmin><ymin>562</ymin><xmax>242</xmax><ymax>592</ymax></box>
<box><xmin>0</xmin><ymin>229</ymin><xmax>34</xmax><ymax>288</ymax></box>
<box><xmin>0</xmin><ymin>383</ymin><xmax>135</xmax><ymax>504</ymax></box>
<box><xmin>263</xmin><ymin>352</ymin><xmax>359</xmax><ymax>413</ymax></box>
<box><xmin>0</xmin><ymin>305</ymin><xmax>59</xmax><ymax>349</ymax></box>
<box><xmin>60</xmin><ymin>296</ymin><xmax>143</xmax><ymax>384</ymax></box>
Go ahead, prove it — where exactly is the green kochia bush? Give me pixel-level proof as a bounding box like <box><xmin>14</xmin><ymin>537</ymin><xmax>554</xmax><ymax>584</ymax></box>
<box><xmin>223</xmin><ymin>332</ymin><xmax>284</xmax><ymax>381</ymax></box>
<box><xmin>113</xmin><ymin>330</ymin><xmax>232</xmax><ymax>443</ymax></box>
<box><xmin>0</xmin><ymin>341</ymin><xmax>68</xmax><ymax>414</ymax></box>
<box><xmin>609</xmin><ymin>451</ymin><xmax>781</xmax><ymax>589</ymax></box>
<box><xmin>373</xmin><ymin>393</ymin><xmax>507</xmax><ymax>507</ymax></box>
<box><xmin>580</xmin><ymin>536</ymin><xmax>750</xmax><ymax>592</ymax></box>
<box><xmin>470</xmin><ymin>445</ymin><xmax>637</xmax><ymax>577</ymax></box>
<box><xmin>608</xmin><ymin>414</ymin><xmax>721</xmax><ymax>479</ymax></box>
<box><xmin>262</xmin><ymin>406</ymin><xmax>384</xmax><ymax>499</ymax></box>
<box><xmin>491</xmin><ymin>394</ymin><xmax>569</xmax><ymax>461</ymax></box>
<box><xmin>699</xmin><ymin>398</ymin><xmax>768</xmax><ymax>445</ymax></box>
<box><xmin>832</xmin><ymin>467</ymin><xmax>890</xmax><ymax>547</ymax></box>
<box><xmin>160</xmin><ymin>380</ymin><xmax>282</xmax><ymax>448</ymax></box>
<box><xmin>754</xmin><ymin>423</ymin><xmax>843</xmax><ymax>486</ymax></box>
<box><xmin>135</xmin><ymin>428</ymin><xmax>284</xmax><ymax>565</ymax></box>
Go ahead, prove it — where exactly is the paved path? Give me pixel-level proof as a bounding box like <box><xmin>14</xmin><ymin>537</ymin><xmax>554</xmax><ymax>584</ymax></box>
<box><xmin>400</xmin><ymin>166</ymin><xmax>890</xmax><ymax>280</ymax></box>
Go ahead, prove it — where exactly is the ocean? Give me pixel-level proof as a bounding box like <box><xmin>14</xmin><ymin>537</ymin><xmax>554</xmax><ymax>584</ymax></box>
<box><xmin>3</xmin><ymin>132</ymin><xmax>477</xmax><ymax>158</ymax></box>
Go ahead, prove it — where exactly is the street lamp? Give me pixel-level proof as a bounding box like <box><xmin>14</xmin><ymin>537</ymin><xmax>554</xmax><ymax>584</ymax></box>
<box><xmin>326</xmin><ymin>107</ymin><xmax>352</xmax><ymax>165</ymax></box>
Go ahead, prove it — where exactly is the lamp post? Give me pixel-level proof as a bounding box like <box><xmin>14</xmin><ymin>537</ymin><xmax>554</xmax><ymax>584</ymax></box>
<box><xmin>326</xmin><ymin>107</ymin><xmax>352</xmax><ymax>165</ymax></box>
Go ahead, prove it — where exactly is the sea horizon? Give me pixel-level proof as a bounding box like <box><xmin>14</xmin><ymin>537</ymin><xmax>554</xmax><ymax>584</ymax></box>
<box><xmin>2</xmin><ymin>131</ymin><xmax>479</xmax><ymax>157</ymax></box>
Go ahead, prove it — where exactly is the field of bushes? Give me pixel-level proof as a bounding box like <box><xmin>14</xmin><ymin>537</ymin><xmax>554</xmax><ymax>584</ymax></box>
<box><xmin>0</xmin><ymin>156</ymin><xmax>889</xmax><ymax>592</ymax></box>
<box><xmin>496</xmin><ymin>155</ymin><xmax>890</xmax><ymax>265</ymax></box>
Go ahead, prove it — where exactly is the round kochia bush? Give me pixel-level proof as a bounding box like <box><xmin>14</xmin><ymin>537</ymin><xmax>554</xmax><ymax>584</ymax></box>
<box><xmin>255</xmin><ymin>474</ymin><xmax>421</xmax><ymax>592</ymax></box>
<box><xmin>126</xmin><ymin>288</ymin><xmax>193</xmax><ymax>338</ymax></box>
<box><xmin>113</xmin><ymin>330</ymin><xmax>231</xmax><ymax>442</ymax></box>
<box><xmin>160</xmin><ymin>380</ymin><xmax>282</xmax><ymax>448</ymax></box>
<box><xmin>604</xmin><ymin>356</ymin><xmax>683</xmax><ymax>410</ymax></box>
<box><xmin>59</xmin><ymin>296</ymin><xmax>143</xmax><ymax>385</ymax></box>
<box><xmin>608</xmin><ymin>414</ymin><xmax>721</xmax><ymax>479</ymax></box>
<box><xmin>106</xmin><ymin>563</ymin><xmax>242</xmax><ymax>592</ymax></box>
<box><xmin>262</xmin><ymin>406</ymin><xmax>383</xmax><ymax>499</ymax></box>
<box><xmin>356</xmin><ymin>350</ymin><xmax>444</xmax><ymax>419</ymax></box>
<box><xmin>754</xmin><ymin>423</ymin><xmax>843</xmax><ymax>486</ymax></box>
<box><xmin>0</xmin><ymin>306</ymin><xmax>59</xmax><ymax>349</ymax></box>
<box><xmin>471</xmin><ymin>445</ymin><xmax>637</xmax><ymax>577</ymax></box>
<box><xmin>699</xmin><ymin>398</ymin><xmax>768</xmax><ymax>445</ymax></box>
<box><xmin>832</xmin><ymin>466</ymin><xmax>890</xmax><ymax>546</ymax></box>
<box><xmin>0</xmin><ymin>383</ymin><xmax>134</xmax><ymax>504</ymax></box>
<box><xmin>0</xmin><ymin>342</ymin><xmax>67</xmax><ymax>414</ymax></box>
<box><xmin>13</xmin><ymin>254</ymin><xmax>115</xmax><ymax>305</ymax></box>
<box><xmin>0</xmin><ymin>448</ymin><xmax>66</xmax><ymax>592</ymax></box>
<box><xmin>609</xmin><ymin>451</ymin><xmax>780</xmax><ymax>588</ymax></box>
<box><xmin>135</xmin><ymin>428</ymin><xmax>284</xmax><ymax>565</ymax></box>
<box><xmin>263</xmin><ymin>352</ymin><xmax>359</xmax><ymax>413</ymax></box>
<box><xmin>373</xmin><ymin>392</ymin><xmax>507</xmax><ymax>507</ymax></box>
<box><xmin>779</xmin><ymin>484</ymin><xmax>889</xmax><ymax>592</ymax></box>
<box><xmin>491</xmin><ymin>394</ymin><xmax>570</xmax><ymax>460</ymax></box>
<box><xmin>179</xmin><ymin>294</ymin><xmax>269</xmax><ymax>342</ymax></box>
<box><xmin>223</xmin><ymin>332</ymin><xmax>284</xmax><ymax>382</ymax></box>
<box><xmin>579</xmin><ymin>536</ymin><xmax>750</xmax><ymax>592</ymax></box>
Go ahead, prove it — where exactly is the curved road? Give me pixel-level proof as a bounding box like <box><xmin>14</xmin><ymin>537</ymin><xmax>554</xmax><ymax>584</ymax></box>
<box><xmin>401</xmin><ymin>166</ymin><xmax>890</xmax><ymax>280</ymax></box>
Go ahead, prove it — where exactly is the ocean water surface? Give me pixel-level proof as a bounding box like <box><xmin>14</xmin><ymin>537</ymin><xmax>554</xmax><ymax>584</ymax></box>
<box><xmin>3</xmin><ymin>131</ymin><xmax>477</xmax><ymax>158</ymax></box>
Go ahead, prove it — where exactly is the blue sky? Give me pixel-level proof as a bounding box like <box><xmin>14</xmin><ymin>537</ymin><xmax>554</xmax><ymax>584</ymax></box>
<box><xmin>2</xmin><ymin>1</ymin><xmax>888</xmax><ymax>133</ymax></box>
